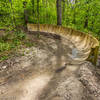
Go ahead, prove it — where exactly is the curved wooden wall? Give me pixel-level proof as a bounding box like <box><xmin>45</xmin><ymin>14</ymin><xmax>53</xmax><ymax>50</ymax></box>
<box><xmin>27</xmin><ymin>24</ymin><xmax>99</xmax><ymax>65</ymax></box>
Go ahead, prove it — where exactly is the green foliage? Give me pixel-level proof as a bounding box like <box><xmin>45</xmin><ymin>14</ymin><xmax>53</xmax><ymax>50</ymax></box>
<box><xmin>0</xmin><ymin>30</ymin><xmax>36</xmax><ymax>61</ymax></box>
<box><xmin>0</xmin><ymin>42</ymin><xmax>11</xmax><ymax>52</ymax></box>
<box><xmin>0</xmin><ymin>0</ymin><xmax>100</xmax><ymax>38</ymax></box>
<box><xmin>0</xmin><ymin>30</ymin><xmax>26</xmax><ymax>53</ymax></box>
<box><xmin>14</xmin><ymin>30</ymin><xmax>26</xmax><ymax>40</ymax></box>
<box><xmin>0</xmin><ymin>55</ymin><xmax>9</xmax><ymax>61</ymax></box>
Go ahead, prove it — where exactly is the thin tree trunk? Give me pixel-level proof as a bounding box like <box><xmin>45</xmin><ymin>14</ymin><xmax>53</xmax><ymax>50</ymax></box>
<box><xmin>23</xmin><ymin>2</ymin><xmax>28</xmax><ymax>25</ymax></box>
<box><xmin>10</xmin><ymin>0</ymin><xmax>16</xmax><ymax>26</ymax></box>
<box><xmin>66</xmin><ymin>0</ymin><xmax>69</xmax><ymax>25</ymax></box>
<box><xmin>72</xmin><ymin>0</ymin><xmax>77</xmax><ymax>24</ymax></box>
<box><xmin>41</xmin><ymin>0</ymin><xmax>44</xmax><ymax>23</ymax></box>
<box><xmin>37</xmin><ymin>0</ymin><xmax>39</xmax><ymax>30</ymax></box>
<box><xmin>84</xmin><ymin>0</ymin><xmax>89</xmax><ymax>28</ymax></box>
<box><xmin>91</xmin><ymin>12</ymin><xmax>97</xmax><ymax>31</ymax></box>
<box><xmin>31</xmin><ymin>0</ymin><xmax>35</xmax><ymax>23</ymax></box>
<box><xmin>62</xmin><ymin>0</ymin><xmax>65</xmax><ymax>20</ymax></box>
<box><xmin>42</xmin><ymin>0</ymin><xmax>44</xmax><ymax>5</ymax></box>
<box><xmin>45</xmin><ymin>0</ymin><xmax>48</xmax><ymax>23</ymax></box>
<box><xmin>24</xmin><ymin>9</ymin><xmax>28</xmax><ymax>25</ymax></box>
<box><xmin>56</xmin><ymin>0</ymin><xmax>62</xmax><ymax>25</ymax></box>
<box><xmin>84</xmin><ymin>12</ymin><xmax>88</xmax><ymax>28</ymax></box>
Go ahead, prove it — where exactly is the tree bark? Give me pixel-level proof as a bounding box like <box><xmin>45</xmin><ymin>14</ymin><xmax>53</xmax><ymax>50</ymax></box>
<box><xmin>10</xmin><ymin>0</ymin><xmax>16</xmax><ymax>26</ymax></box>
<box><xmin>37</xmin><ymin>0</ymin><xmax>39</xmax><ymax>30</ymax></box>
<box><xmin>84</xmin><ymin>15</ymin><xmax>88</xmax><ymax>28</ymax></box>
<box><xmin>45</xmin><ymin>0</ymin><xmax>48</xmax><ymax>23</ymax></box>
<box><xmin>72</xmin><ymin>0</ymin><xmax>77</xmax><ymax>24</ymax></box>
<box><xmin>31</xmin><ymin>0</ymin><xmax>35</xmax><ymax>22</ymax></box>
<box><xmin>24</xmin><ymin>10</ymin><xmax>28</xmax><ymax>25</ymax></box>
<box><xmin>62</xmin><ymin>0</ymin><xmax>65</xmax><ymax>20</ymax></box>
<box><xmin>56</xmin><ymin>0</ymin><xmax>62</xmax><ymax>25</ymax></box>
<box><xmin>84</xmin><ymin>0</ymin><xmax>89</xmax><ymax>28</ymax></box>
<box><xmin>23</xmin><ymin>2</ymin><xmax>28</xmax><ymax>25</ymax></box>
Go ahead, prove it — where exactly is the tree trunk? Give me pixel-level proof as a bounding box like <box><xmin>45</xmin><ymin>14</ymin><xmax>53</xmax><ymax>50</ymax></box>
<box><xmin>72</xmin><ymin>0</ymin><xmax>77</xmax><ymax>24</ymax></box>
<box><xmin>42</xmin><ymin>0</ymin><xmax>44</xmax><ymax>5</ymax></box>
<box><xmin>62</xmin><ymin>0</ymin><xmax>65</xmax><ymax>20</ymax></box>
<box><xmin>84</xmin><ymin>15</ymin><xmax>88</xmax><ymax>28</ymax></box>
<box><xmin>84</xmin><ymin>0</ymin><xmax>89</xmax><ymax>28</ymax></box>
<box><xmin>23</xmin><ymin>2</ymin><xmax>28</xmax><ymax>25</ymax></box>
<box><xmin>56</xmin><ymin>0</ymin><xmax>62</xmax><ymax>25</ymax></box>
<box><xmin>37</xmin><ymin>0</ymin><xmax>39</xmax><ymax>30</ymax></box>
<box><xmin>24</xmin><ymin>10</ymin><xmax>28</xmax><ymax>25</ymax></box>
<box><xmin>45</xmin><ymin>0</ymin><xmax>48</xmax><ymax>23</ymax></box>
<box><xmin>31</xmin><ymin>0</ymin><xmax>35</xmax><ymax>22</ymax></box>
<box><xmin>10</xmin><ymin>0</ymin><xmax>16</xmax><ymax>26</ymax></box>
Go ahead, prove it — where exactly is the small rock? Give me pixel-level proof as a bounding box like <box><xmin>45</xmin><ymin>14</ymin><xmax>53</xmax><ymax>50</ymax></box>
<box><xmin>0</xmin><ymin>90</ymin><xmax>4</xmax><ymax>94</ymax></box>
<box><xmin>95</xmin><ymin>94</ymin><xmax>98</xmax><ymax>97</ymax></box>
<box><xmin>2</xmin><ymin>66</ymin><xmax>7</xmax><ymax>69</ymax></box>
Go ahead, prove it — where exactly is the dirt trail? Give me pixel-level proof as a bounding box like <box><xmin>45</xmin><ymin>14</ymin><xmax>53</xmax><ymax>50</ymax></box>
<box><xmin>0</xmin><ymin>33</ymin><xmax>100</xmax><ymax>100</ymax></box>
<box><xmin>0</xmin><ymin>72</ymin><xmax>52</xmax><ymax>100</ymax></box>
<box><xmin>20</xmin><ymin>74</ymin><xmax>52</xmax><ymax>100</ymax></box>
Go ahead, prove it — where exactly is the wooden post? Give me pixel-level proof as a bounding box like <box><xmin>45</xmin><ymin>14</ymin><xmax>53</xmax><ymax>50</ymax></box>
<box><xmin>93</xmin><ymin>46</ymin><xmax>99</xmax><ymax>66</ymax></box>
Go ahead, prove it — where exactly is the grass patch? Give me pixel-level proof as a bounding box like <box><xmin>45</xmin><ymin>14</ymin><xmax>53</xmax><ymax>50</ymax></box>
<box><xmin>0</xmin><ymin>30</ymin><xmax>34</xmax><ymax>62</ymax></box>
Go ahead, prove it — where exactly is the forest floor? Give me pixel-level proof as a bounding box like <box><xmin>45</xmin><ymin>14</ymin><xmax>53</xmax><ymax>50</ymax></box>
<box><xmin>0</xmin><ymin>30</ymin><xmax>100</xmax><ymax>100</ymax></box>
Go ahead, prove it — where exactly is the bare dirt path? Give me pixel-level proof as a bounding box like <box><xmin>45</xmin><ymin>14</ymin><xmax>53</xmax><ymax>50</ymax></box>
<box><xmin>0</xmin><ymin>33</ymin><xmax>100</xmax><ymax>100</ymax></box>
